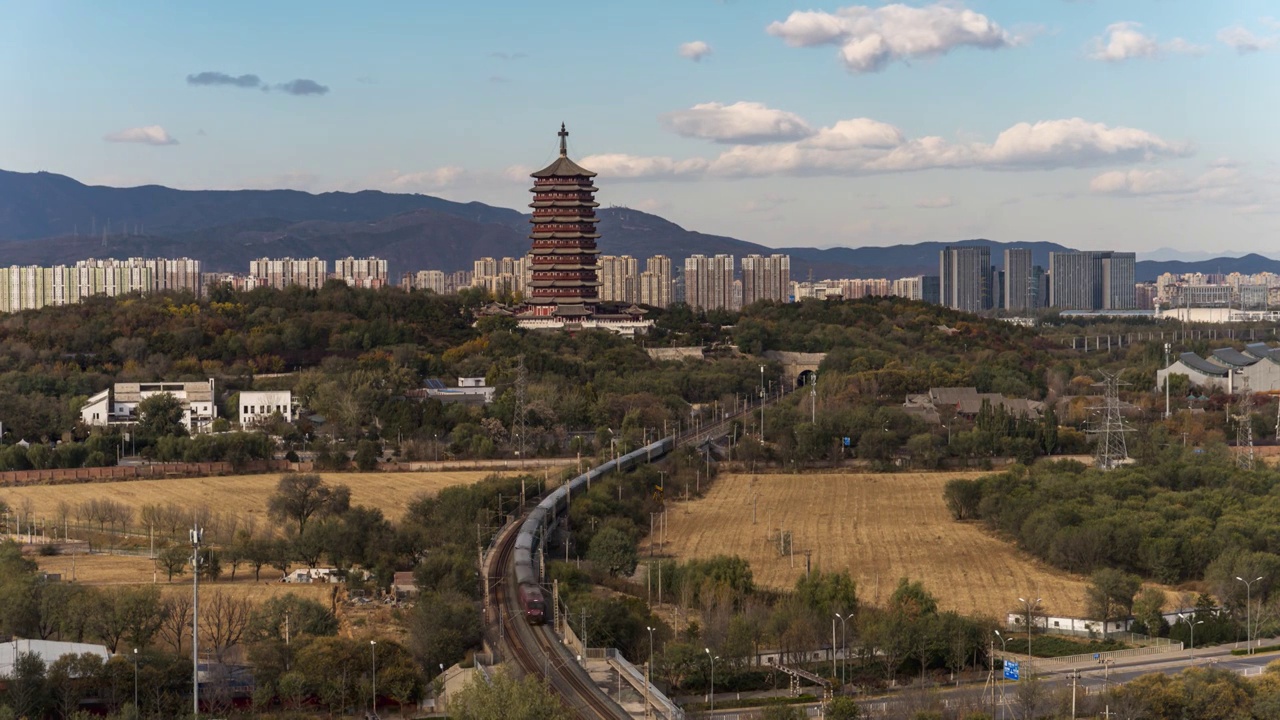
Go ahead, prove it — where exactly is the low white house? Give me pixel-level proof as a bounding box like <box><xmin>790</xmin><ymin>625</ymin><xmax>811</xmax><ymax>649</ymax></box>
<box><xmin>239</xmin><ymin>390</ymin><xmax>294</xmax><ymax>426</ymax></box>
<box><xmin>80</xmin><ymin>379</ymin><xmax>218</xmax><ymax>433</ymax></box>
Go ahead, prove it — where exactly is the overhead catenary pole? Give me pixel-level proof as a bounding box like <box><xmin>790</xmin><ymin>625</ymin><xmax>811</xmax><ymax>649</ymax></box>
<box><xmin>191</xmin><ymin>524</ymin><xmax>204</xmax><ymax>719</ymax></box>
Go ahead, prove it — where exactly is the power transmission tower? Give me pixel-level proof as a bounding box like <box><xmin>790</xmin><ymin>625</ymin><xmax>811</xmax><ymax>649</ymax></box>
<box><xmin>1237</xmin><ymin>411</ymin><xmax>1255</xmax><ymax>470</ymax></box>
<box><xmin>1088</xmin><ymin>372</ymin><xmax>1133</xmax><ymax>470</ymax></box>
<box><xmin>513</xmin><ymin>355</ymin><xmax>528</xmax><ymax>462</ymax></box>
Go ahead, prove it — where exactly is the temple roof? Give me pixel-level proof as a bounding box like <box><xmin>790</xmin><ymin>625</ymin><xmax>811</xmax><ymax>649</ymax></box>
<box><xmin>531</xmin><ymin>124</ymin><xmax>597</xmax><ymax>178</ymax></box>
<box><xmin>530</xmin><ymin>200</ymin><xmax>600</xmax><ymax>209</ymax></box>
<box><xmin>530</xmin><ymin>184</ymin><xmax>597</xmax><ymax>192</ymax></box>
<box><xmin>529</xmin><ymin>215</ymin><xmax>600</xmax><ymax>223</ymax></box>
<box><xmin>531</xmin><ymin>232</ymin><xmax>601</xmax><ymax>240</ymax></box>
<box><xmin>553</xmin><ymin>304</ymin><xmax>596</xmax><ymax>317</ymax></box>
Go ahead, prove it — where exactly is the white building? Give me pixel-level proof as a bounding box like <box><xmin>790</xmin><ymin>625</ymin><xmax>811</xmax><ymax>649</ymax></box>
<box><xmin>239</xmin><ymin>390</ymin><xmax>295</xmax><ymax>426</ymax></box>
<box><xmin>80</xmin><ymin>380</ymin><xmax>218</xmax><ymax>433</ymax></box>
<box><xmin>0</xmin><ymin>639</ymin><xmax>110</xmax><ymax>677</ymax></box>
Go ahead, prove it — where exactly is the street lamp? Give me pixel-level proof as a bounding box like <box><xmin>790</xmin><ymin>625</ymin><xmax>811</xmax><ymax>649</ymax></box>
<box><xmin>133</xmin><ymin>648</ymin><xmax>139</xmax><ymax>711</ymax></box>
<box><xmin>993</xmin><ymin>631</ymin><xmax>1009</xmax><ymax>720</ymax></box>
<box><xmin>370</xmin><ymin>640</ymin><xmax>378</xmax><ymax>717</ymax></box>
<box><xmin>941</xmin><ymin>424</ymin><xmax>951</xmax><ymax>445</ymax></box>
<box><xmin>705</xmin><ymin>648</ymin><xmax>718</xmax><ymax>713</ymax></box>
<box><xmin>1237</xmin><ymin>576</ymin><xmax>1264</xmax><ymax>654</ymax></box>
<box><xmin>835</xmin><ymin>612</ymin><xmax>848</xmax><ymax>689</ymax></box>
<box><xmin>1018</xmin><ymin>597</ymin><xmax>1041</xmax><ymax>676</ymax></box>
<box><xmin>646</xmin><ymin>626</ymin><xmax>656</xmax><ymax>720</ymax></box>
<box><xmin>1178</xmin><ymin>612</ymin><xmax>1204</xmax><ymax>651</ymax></box>
<box><xmin>190</xmin><ymin>524</ymin><xmax>203</xmax><ymax>719</ymax></box>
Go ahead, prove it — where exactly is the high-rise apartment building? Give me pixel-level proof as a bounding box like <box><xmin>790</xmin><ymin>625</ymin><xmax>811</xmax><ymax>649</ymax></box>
<box><xmin>249</xmin><ymin>257</ymin><xmax>329</xmax><ymax>290</ymax></box>
<box><xmin>939</xmin><ymin>246</ymin><xmax>993</xmax><ymax>312</ymax></box>
<box><xmin>638</xmin><ymin>255</ymin><xmax>673</xmax><ymax>308</ymax></box>
<box><xmin>333</xmin><ymin>257</ymin><xmax>388</xmax><ymax>289</ymax></box>
<box><xmin>472</xmin><ymin>256</ymin><xmax>530</xmax><ymax>297</ymax></box>
<box><xmin>684</xmin><ymin>254</ymin><xmax>734</xmax><ymax>311</ymax></box>
<box><xmin>741</xmin><ymin>254</ymin><xmax>791</xmax><ymax>306</ymax></box>
<box><xmin>598</xmin><ymin>255</ymin><xmax>640</xmax><ymax>303</ymax></box>
<box><xmin>1003</xmin><ymin>249</ymin><xmax>1035</xmax><ymax>312</ymax></box>
<box><xmin>408</xmin><ymin>270</ymin><xmax>448</xmax><ymax>294</ymax></box>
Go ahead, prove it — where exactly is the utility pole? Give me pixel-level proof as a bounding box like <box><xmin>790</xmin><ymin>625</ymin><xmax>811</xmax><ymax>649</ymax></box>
<box><xmin>810</xmin><ymin>372</ymin><xmax>817</xmax><ymax>423</ymax></box>
<box><xmin>759</xmin><ymin>365</ymin><xmax>766</xmax><ymax>442</ymax></box>
<box><xmin>191</xmin><ymin>524</ymin><xmax>204</xmax><ymax>719</ymax></box>
<box><xmin>1164</xmin><ymin>342</ymin><xmax>1171</xmax><ymax>419</ymax></box>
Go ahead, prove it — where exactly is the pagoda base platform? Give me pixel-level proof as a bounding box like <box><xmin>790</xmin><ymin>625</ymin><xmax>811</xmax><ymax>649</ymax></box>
<box><xmin>515</xmin><ymin>313</ymin><xmax>653</xmax><ymax>337</ymax></box>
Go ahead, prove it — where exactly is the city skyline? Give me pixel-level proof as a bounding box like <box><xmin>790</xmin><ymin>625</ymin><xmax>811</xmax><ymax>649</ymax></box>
<box><xmin>4</xmin><ymin>1</ymin><xmax>1280</xmax><ymax>254</ymax></box>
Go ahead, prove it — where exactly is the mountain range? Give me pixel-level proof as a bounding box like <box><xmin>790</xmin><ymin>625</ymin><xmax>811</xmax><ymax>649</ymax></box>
<box><xmin>1</xmin><ymin>169</ymin><xmax>1273</xmax><ymax>283</ymax></box>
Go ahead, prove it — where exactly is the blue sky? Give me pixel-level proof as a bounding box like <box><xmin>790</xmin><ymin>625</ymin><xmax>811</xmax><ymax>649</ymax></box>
<box><xmin>3</xmin><ymin>0</ymin><xmax>1279</xmax><ymax>254</ymax></box>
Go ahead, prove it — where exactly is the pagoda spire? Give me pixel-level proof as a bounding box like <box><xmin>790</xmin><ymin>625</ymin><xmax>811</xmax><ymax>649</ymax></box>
<box><xmin>558</xmin><ymin>123</ymin><xmax>568</xmax><ymax>156</ymax></box>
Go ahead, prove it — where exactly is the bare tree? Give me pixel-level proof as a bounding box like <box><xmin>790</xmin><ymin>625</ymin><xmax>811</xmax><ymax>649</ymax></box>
<box><xmin>201</xmin><ymin>591</ymin><xmax>252</xmax><ymax>663</ymax></box>
<box><xmin>159</xmin><ymin>593</ymin><xmax>193</xmax><ymax>654</ymax></box>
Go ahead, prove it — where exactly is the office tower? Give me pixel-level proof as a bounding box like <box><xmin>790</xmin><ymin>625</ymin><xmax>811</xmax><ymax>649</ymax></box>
<box><xmin>1003</xmin><ymin>248</ymin><xmax>1034</xmax><ymax>312</ymax></box>
<box><xmin>939</xmin><ymin>246</ymin><xmax>993</xmax><ymax>312</ymax></box>
<box><xmin>1101</xmin><ymin>252</ymin><xmax>1136</xmax><ymax>310</ymax></box>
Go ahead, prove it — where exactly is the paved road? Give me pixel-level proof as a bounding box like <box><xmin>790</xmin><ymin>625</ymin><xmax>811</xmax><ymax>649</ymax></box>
<box><xmin>697</xmin><ymin>642</ymin><xmax>1280</xmax><ymax>720</ymax></box>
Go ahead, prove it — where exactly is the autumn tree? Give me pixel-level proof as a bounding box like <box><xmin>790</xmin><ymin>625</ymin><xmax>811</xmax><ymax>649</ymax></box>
<box><xmin>451</xmin><ymin>672</ymin><xmax>568</xmax><ymax>720</ymax></box>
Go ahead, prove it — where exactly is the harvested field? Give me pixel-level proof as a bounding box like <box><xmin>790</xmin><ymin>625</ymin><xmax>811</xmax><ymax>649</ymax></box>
<box><xmin>658</xmin><ymin>472</ymin><xmax>1096</xmax><ymax>618</ymax></box>
<box><xmin>1</xmin><ymin>470</ymin><xmax>532</xmax><ymax>524</ymax></box>
<box><xmin>34</xmin><ymin>552</ymin><xmax>333</xmax><ymax>603</ymax></box>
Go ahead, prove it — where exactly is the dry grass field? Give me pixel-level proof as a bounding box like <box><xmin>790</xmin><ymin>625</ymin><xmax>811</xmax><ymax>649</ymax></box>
<box><xmin>658</xmin><ymin>471</ymin><xmax>1097</xmax><ymax>618</ymax></box>
<box><xmin>0</xmin><ymin>470</ymin><xmax>525</xmax><ymax>524</ymax></box>
<box><xmin>33</xmin><ymin>552</ymin><xmax>335</xmax><ymax>602</ymax></box>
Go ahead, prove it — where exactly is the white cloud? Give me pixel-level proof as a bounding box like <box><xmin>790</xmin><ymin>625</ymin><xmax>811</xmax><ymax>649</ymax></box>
<box><xmin>381</xmin><ymin>167</ymin><xmax>465</xmax><ymax>191</ymax></box>
<box><xmin>1089</xmin><ymin>166</ymin><xmax>1264</xmax><ymax>207</ymax></box>
<box><xmin>587</xmin><ymin>115</ymin><xmax>1190</xmax><ymax>181</ymax></box>
<box><xmin>578</xmin><ymin>154</ymin><xmax>710</xmax><ymax>179</ymax></box>
<box><xmin>103</xmin><ymin>125</ymin><xmax>179</xmax><ymax>146</ymax></box>
<box><xmin>502</xmin><ymin>165</ymin><xmax>534</xmax><ymax>181</ymax></box>
<box><xmin>678</xmin><ymin>41</ymin><xmax>712</xmax><ymax>62</ymax></box>
<box><xmin>915</xmin><ymin>195</ymin><xmax>955</xmax><ymax>209</ymax></box>
<box><xmin>766</xmin><ymin>2</ymin><xmax>1017</xmax><ymax>73</ymax></box>
<box><xmin>1217</xmin><ymin>24</ymin><xmax>1279</xmax><ymax>53</ymax></box>
<box><xmin>1087</xmin><ymin>22</ymin><xmax>1205</xmax><ymax>62</ymax></box>
<box><xmin>660</xmin><ymin>101</ymin><xmax>814</xmax><ymax>144</ymax></box>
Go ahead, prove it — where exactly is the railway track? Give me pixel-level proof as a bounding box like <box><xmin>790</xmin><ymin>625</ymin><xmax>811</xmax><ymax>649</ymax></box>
<box><xmin>491</xmin><ymin>516</ymin><xmax>626</xmax><ymax>720</ymax></box>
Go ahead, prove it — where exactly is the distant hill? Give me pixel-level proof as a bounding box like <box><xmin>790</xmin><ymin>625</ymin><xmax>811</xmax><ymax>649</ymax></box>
<box><xmin>0</xmin><ymin>168</ymin><xmax>1271</xmax><ymax>282</ymax></box>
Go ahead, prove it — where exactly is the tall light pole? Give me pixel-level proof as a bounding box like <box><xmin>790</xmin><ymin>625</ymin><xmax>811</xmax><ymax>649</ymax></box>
<box><xmin>646</xmin><ymin>626</ymin><xmax>655</xmax><ymax>720</ymax></box>
<box><xmin>835</xmin><ymin>612</ymin><xmax>848</xmax><ymax>688</ymax></box>
<box><xmin>1164</xmin><ymin>342</ymin><xmax>1171</xmax><ymax>419</ymax></box>
<box><xmin>133</xmin><ymin>648</ymin><xmax>139</xmax><ymax>711</ymax></box>
<box><xmin>1237</xmin><ymin>575</ymin><xmax>1264</xmax><ymax>654</ymax></box>
<box><xmin>1018</xmin><ymin>597</ymin><xmax>1041</xmax><ymax>677</ymax></box>
<box><xmin>191</xmin><ymin>524</ymin><xmax>203</xmax><ymax>719</ymax></box>
<box><xmin>705</xmin><ymin>648</ymin><xmax>717</xmax><ymax>713</ymax></box>
<box><xmin>370</xmin><ymin>639</ymin><xmax>378</xmax><ymax>716</ymax></box>
<box><xmin>993</xmin><ymin>630</ymin><xmax>1008</xmax><ymax>720</ymax></box>
<box><xmin>759</xmin><ymin>365</ymin><xmax>766</xmax><ymax>442</ymax></box>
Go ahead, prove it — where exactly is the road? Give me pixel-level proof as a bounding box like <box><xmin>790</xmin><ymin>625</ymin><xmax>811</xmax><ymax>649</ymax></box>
<box><xmin>696</xmin><ymin>643</ymin><xmax>1280</xmax><ymax>720</ymax></box>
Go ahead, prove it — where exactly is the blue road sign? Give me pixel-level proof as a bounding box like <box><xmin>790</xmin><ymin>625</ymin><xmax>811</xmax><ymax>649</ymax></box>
<box><xmin>1003</xmin><ymin>660</ymin><xmax>1020</xmax><ymax>681</ymax></box>
<box><xmin>842</xmin><ymin>437</ymin><xmax>851</xmax><ymax>447</ymax></box>
<box><xmin>1093</xmin><ymin>653</ymin><xmax>1100</xmax><ymax>660</ymax></box>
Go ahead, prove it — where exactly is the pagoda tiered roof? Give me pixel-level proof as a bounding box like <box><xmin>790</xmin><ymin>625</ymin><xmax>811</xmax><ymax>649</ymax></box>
<box><xmin>526</xmin><ymin>123</ymin><xmax>602</xmax><ymax>317</ymax></box>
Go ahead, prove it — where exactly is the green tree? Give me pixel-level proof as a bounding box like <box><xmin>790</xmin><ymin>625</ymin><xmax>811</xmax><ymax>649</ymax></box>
<box><xmin>586</xmin><ymin>526</ymin><xmax>638</xmax><ymax>577</ymax></box>
<box><xmin>762</xmin><ymin>705</ymin><xmax>806</xmax><ymax>720</ymax></box>
<box><xmin>406</xmin><ymin>591</ymin><xmax>482</xmax><ymax>672</ymax></box>
<box><xmin>1086</xmin><ymin>568</ymin><xmax>1142</xmax><ymax>626</ymax></box>
<box><xmin>354</xmin><ymin>439</ymin><xmax>381</xmax><ymax>471</ymax></box>
<box><xmin>267</xmin><ymin>473</ymin><xmax>351</xmax><ymax>534</ymax></box>
<box><xmin>158</xmin><ymin>545</ymin><xmax>188</xmax><ymax>581</ymax></box>
<box><xmin>136</xmin><ymin>393</ymin><xmax>188</xmax><ymax>439</ymax></box>
<box><xmin>827</xmin><ymin>696</ymin><xmax>862</xmax><ymax>720</ymax></box>
<box><xmin>942</xmin><ymin>478</ymin><xmax>982</xmax><ymax>521</ymax></box>
<box><xmin>451</xmin><ymin>672</ymin><xmax>568</xmax><ymax>720</ymax></box>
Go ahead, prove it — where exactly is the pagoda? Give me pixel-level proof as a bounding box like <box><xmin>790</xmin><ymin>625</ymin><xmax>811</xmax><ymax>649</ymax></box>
<box><xmin>526</xmin><ymin>124</ymin><xmax>601</xmax><ymax>317</ymax></box>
